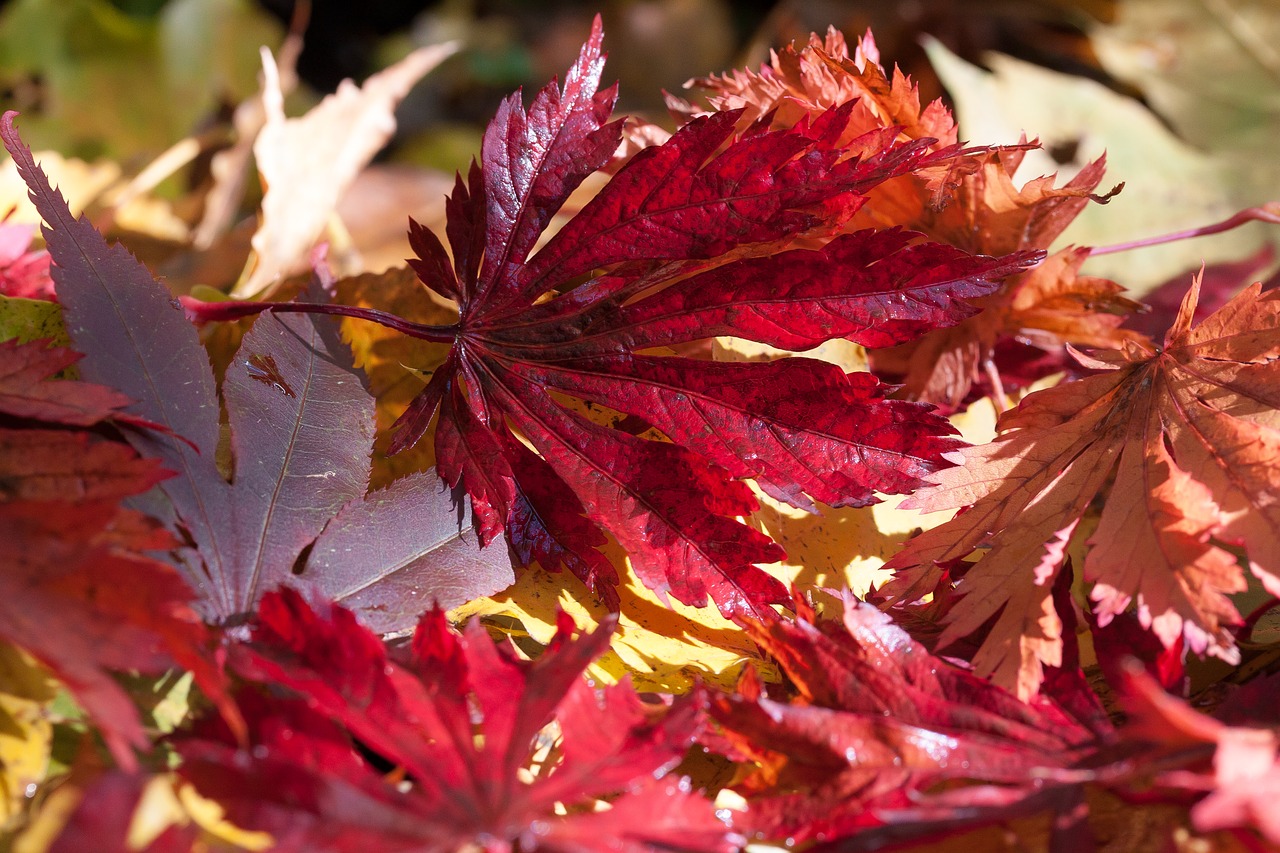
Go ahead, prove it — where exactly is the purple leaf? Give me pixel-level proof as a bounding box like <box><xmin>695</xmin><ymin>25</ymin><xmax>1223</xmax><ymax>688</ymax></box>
<box><xmin>1</xmin><ymin>111</ymin><xmax>515</xmax><ymax>629</ymax></box>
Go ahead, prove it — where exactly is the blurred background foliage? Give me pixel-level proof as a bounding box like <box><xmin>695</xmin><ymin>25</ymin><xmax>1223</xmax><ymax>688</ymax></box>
<box><xmin>1</xmin><ymin>0</ymin><xmax>1278</xmax><ymax>291</ymax></box>
<box><xmin>0</xmin><ymin>0</ymin><xmax>1125</xmax><ymax>164</ymax></box>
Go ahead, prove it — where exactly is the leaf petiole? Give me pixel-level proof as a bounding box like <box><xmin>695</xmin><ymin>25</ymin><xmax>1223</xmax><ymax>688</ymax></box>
<box><xmin>1088</xmin><ymin>203</ymin><xmax>1280</xmax><ymax>256</ymax></box>
<box><xmin>179</xmin><ymin>296</ymin><xmax>460</xmax><ymax>343</ymax></box>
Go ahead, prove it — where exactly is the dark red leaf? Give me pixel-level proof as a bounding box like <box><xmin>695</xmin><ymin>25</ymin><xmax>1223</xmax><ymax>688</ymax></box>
<box><xmin>711</xmin><ymin>596</ymin><xmax>1104</xmax><ymax>847</ymax></box>
<box><xmin>0</xmin><ymin>501</ymin><xmax>218</xmax><ymax>770</ymax></box>
<box><xmin>177</xmin><ymin>589</ymin><xmax>739</xmax><ymax>852</ymax></box>
<box><xmin>0</xmin><ymin>338</ymin><xmax>137</xmax><ymax>426</ymax></box>
<box><xmin>384</xmin><ymin>21</ymin><xmax>1038</xmax><ymax>616</ymax></box>
<box><xmin>0</xmin><ymin>428</ymin><xmax>168</xmax><ymax>502</ymax></box>
<box><xmin>1127</xmin><ymin>245</ymin><xmax>1280</xmax><ymax>341</ymax></box>
<box><xmin>300</xmin><ymin>471</ymin><xmax>517</xmax><ymax>635</ymax></box>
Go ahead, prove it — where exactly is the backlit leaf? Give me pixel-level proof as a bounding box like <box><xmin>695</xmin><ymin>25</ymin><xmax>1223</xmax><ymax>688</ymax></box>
<box><xmin>885</xmin><ymin>276</ymin><xmax>1280</xmax><ymax>697</ymax></box>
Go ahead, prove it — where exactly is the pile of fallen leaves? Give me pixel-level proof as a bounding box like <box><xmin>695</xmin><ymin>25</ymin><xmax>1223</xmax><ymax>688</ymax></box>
<box><xmin>4</xmin><ymin>10</ymin><xmax>1280</xmax><ymax>853</ymax></box>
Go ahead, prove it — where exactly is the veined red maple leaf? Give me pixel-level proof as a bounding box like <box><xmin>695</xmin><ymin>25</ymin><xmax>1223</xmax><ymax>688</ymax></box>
<box><xmin>0</xmin><ymin>505</ymin><xmax>212</xmax><ymax>774</ymax></box>
<box><xmin>884</xmin><ymin>274</ymin><xmax>1280</xmax><ymax>698</ymax></box>
<box><xmin>180</xmin><ymin>19</ymin><xmax>1039</xmax><ymax>618</ymax></box>
<box><xmin>176</xmin><ymin>588</ymin><xmax>739</xmax><ymax>852</ymax></box>
<box><xmin>710</xmin><ymin>593</ymin><xmax>1105</xmax><ymax>849</ymax></box>
<box><xmin>396</xmin><ymin>18</ymin><xmax>1043</xmax><ymax>619</ymax></box>
<box><xmin>1111</xmin><ymin>663</ymin><xmax>1280</xmax><ymax>846</ymax></box>
<box><xmin>668</xmin><ymin>25</ymin><xmax>1130</xmax><ymax>411</ymax></box>
<box><xmin>0</xmin><ymin>338</ymin><xmax>169</xmax><ymax>502</ymax></box>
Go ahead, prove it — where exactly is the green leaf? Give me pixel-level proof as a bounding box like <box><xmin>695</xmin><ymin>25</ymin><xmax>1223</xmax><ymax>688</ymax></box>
<box><xmin>0</xmin><ymin>296</ymin><xmax>66</xmax><ymax>346</ymax></box>
<box><xmin>0</xmin><ymin>0</ymin><xmax>281</xmax><ymax>158</ymax></box>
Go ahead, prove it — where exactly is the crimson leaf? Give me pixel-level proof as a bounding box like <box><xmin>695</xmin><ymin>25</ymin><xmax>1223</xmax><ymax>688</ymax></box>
<box><xmin>712</xmin><ymin>595</ymin><xmax>1104</xmax><ymax>848</ymax></box>
<box><xmin>390</xmin><ymin>19</ymin><xmax>1040</xmax><ymax>617</ymax></box>
<box><xmin>176</xmin><ymin>588</ymin><xmax>739</xmax><ymax>852</ymax></box>
<box><xmin>0</xmin><ymin>112</ymin><xmax>515</xmax><ymax>631</ymax></box>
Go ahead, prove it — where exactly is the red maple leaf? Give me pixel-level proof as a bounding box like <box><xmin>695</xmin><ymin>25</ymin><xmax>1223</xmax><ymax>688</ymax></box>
<box><xmin>710</xmin><ymin>593</ymin><xmax>1106</xmax><ymax>849</ymax></box>
<box><xmin>0</xmin><ymin>117</ymin><xmax>517</xmax><ymax>635</ymax></box>
<box><xmin>183</xmin><ymin>19</ymin><xmax>1039</xmax><ymax>617</ymax></box>
<box><xmin>177</xmin><ymin>588</ymin><xmax>739</xmax><ymax>852</ymax></box>
<box><xmin>664</xmin><ymin>29</ymin><xmax>1130</xmax><ymax>410</ymax></box>
<box><xmin>1115</xmin><ymin>663</ymin><xmax>1280</xmax><ymax>846</ymax></box>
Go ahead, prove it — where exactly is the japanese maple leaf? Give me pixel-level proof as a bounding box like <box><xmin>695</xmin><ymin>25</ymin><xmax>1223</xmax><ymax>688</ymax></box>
<box><xmin>224</xmin><ymin>18</ymin><xmax>1033</xmax><ymax>619</ymax></box>
<box><xmin>671</xmin><ymin>27</ymin><xmax>1129</xmax><ymax>410</ymax></box>
<box><xmin>0</xmin><ymin>338</ymin><xmax>169</xmax><ymax>502</ymax></box>
<box><xmin>1</xmin><ymin>508</ymin><xmax>208</xmax><ymax>775</ymax></box>
<box><xmin>710</xmin><ymin>594</ymin><xmax>1105</xmax><ymax>849</ymax></box>
<box><xmin>856</xmin><ymin>144</ymin><xmax>1132</xmax><ymax>406</ymax></box>
<box><xmin>672</xmin><ymin>27</ymin><xmax>957</xmax><ymax>148</ymax></box>
<box><xmin>177</xmin><ymin>588</ymin><xmax>739</xmax><ymax>852</ymax></box>
<box><xmin>1126</xmin><ymin>245</ymin><xmax>1280</xmax><ymax>341</ymax></box>
<box><xmin>883</xmin><ymin>274</ymin><xmax>1280</xmax><ymax>698</ymax></box>
<box><xmin>0</xmin><ymin>113</ymin><xmax>515</xmax><ymax>634</ymax></box>
<box><xmin>872</xmin><ymin>245</ymin><xmax>1144</xmax><ymax>408</ymax></box>
<box><xmin>1112</xmin><ymin>663</ymin><xmax>1280</xmax><ymax>845</ymax></box>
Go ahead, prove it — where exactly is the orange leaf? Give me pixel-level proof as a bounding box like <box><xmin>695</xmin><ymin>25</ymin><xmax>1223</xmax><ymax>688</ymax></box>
<box><xmin>884</xmin><ymin>275</ymin><xmax>1280</xmax><ymax>698</ymax></box>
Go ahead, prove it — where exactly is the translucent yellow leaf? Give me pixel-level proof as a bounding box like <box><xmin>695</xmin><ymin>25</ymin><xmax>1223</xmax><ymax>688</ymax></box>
<box><xmin>748</xmin><ymin>400</ymin><xmax>998</xmax><ymax>598</ymax></box>
<box><xmin>0</xmin><ymin>150</ymin><xmax>119</xmax><ymax>224</ymax></box>
<box><xmin>178</xmin><ymin>780</ymin><xmax>273</xmax><ymax>850</ymax></box>
<box><xmin>0</xmin><ymin>297</ymin><xmax>68</xmax><ymax>348</ymax></box>
<box><xmin>235</xmin><ymin>42</ymin><xmax>458</xmax><ymax>297</ymax></box>
<box><xmin>712</xmin><ymin>332</ymin><xmax>998</xmax><ymax>596</ymax></box>
<box><xmin>453</xmin><ymin>556</ymin><xmax>780</xmax><ymax>693</ymax></box>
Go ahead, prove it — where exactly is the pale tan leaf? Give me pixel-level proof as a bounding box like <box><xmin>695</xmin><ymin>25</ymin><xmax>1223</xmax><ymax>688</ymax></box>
<box><xmin>234</xmin><ymin>41</ymin><xmax>458</xmax><ymax>298</ymax></box>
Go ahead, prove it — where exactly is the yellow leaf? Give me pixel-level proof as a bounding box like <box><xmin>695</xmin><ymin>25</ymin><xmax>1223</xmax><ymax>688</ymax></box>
<box><xmin>0</xmin><ymin>643</ymin><xmax>54</xmax><ymax>830</ymax></box>
<box><xmin>335</xmin><ymin>266</ymin><xmax>457</xmax><ymax>487</ymax></box>
<box><xmin>713</xmin><ymin>332</ymin><xmax>998</xmax><ymax>596</ymax></box>
<box><xmin>0</xmin><ymin>297</ymin><xmax>68</xmax><ymax>348</ymax></box>
<box><xmin>178</xmin><ymin>780</ymin><xmax>273</xmax><ymax>850</ymax></box>
<box><xmin>923</xmin><ymin>38</ymin><xmax>1273</xmax><ymax>295</ymax></box>
<box><xmin>453</xmin><ymin>554</ymin><xmax>780</xmax><ymax>693</ymax></box>
<box><xmin>0</xmin><ymin>150</ymin><xmax>119</xmax><ymax>224</ymax></box>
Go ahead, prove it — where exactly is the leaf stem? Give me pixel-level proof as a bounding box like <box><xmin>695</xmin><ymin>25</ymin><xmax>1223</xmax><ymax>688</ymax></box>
<box><xmin>1088</xmin><ymin>203</ymin><xmax>1280</xmax><ymax>256</ymax></box>
<box><xmin>179</xmin><ymin>296</ymin><xmax>460</xmax><ymax>343</ymax></box>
